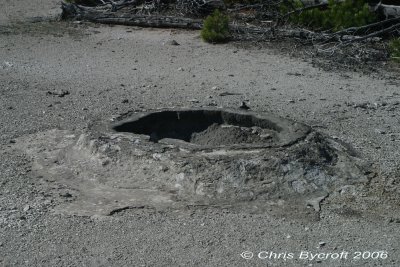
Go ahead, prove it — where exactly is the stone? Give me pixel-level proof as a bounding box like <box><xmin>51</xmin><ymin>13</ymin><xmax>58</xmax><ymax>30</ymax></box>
<box><xmin>306</xmin><ymin>194</ymin><xmax>328</xmax><ymax>212</ymax></box>
<box><xmin>165</xmin><ymin>39</ymin><xmax>180</xmax><ymax>46</ymax></box>
<box><xmin>47</xmin><ymin>90</ymin><xmax>70</xmax><ymax>97</ymax></box>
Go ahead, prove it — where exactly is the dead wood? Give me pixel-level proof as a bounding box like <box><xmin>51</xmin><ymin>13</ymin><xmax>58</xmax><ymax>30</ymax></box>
<box><xmin>61</xmin><ymin>2</ymin><xmax>400</xmax><ymax>45</ymax></box>
<box><xmin>61</xmin><ymin>3</ymin><xmax>203</xmax><ymax>29</ymax></box>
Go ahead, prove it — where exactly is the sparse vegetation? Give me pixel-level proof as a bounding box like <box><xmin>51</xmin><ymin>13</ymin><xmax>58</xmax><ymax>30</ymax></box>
<box><xmin>201</xmin><ymin>9</ymin><xmax>230</xmax><ymax>43</ymax></box>
<box><xmin>283</xmin><ymin>0</ymin><xmax>376</xmax><ymax>31</ymax></box>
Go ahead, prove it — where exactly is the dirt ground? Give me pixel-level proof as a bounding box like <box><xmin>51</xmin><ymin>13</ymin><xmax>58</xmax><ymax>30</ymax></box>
<box><xmin>1</xmin><ymin>1</ymin><xmax>400</xmax><ymax>266</ymax></box>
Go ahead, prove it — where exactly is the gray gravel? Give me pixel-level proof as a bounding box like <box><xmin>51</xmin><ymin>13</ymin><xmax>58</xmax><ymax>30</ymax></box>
<box><xmin>1</xmin><ymin>1</ymin><xmax>400</xmax><ymax>266</ymax></box>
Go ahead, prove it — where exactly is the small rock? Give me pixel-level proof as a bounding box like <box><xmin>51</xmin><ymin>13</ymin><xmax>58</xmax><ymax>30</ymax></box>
<box><xmin>239</xmin><ymin>101</ymin><xmax>250</xmax><ymax>110</ymax></box>
<box><xmin>60</xmin><ymin>192</ymin><xmax>73</xmax><ymax>198</ymax></box>
<box><xmin>306</xmin><ymin>194</ymin><xmax>328</xmax><ymax>212</ymax></box>
<box><xmin>219</xmin><ymin>92</ymin><xmax>242</xmax><ymax>96</ymax></box>
<box><xmin>122</xmin><ymin>99</ymin><xmax>129</xmax><ymax>104</ymax></box>
<box><xmin>189</xmin><ymin>99</ymin><xmax>199</xmax><ymax>103</ymax></box>
<box><xmin>376</xmin><ymin>129</ymin><xmax>386</xmax><ymax>134</ymax></box>
<box><xmin>354</xmin><ymin>102</ymin><xmax>368</xmax><ymax>109</ymax></box>
<box><xmin>159</xmin><ymin>166</ymin><xmax>169</xmax><ymax>172</ymax></box>
<box><xmin>288</xmin><ymin>99</ymin><xmax>295</xmax><ymax>103</ymax></box>
<box><xmin>47</xmin><ymin>90</ymin><xmax>70</xmax><ymax>97</ymax></box>
<box><xmin>318</xmin><ymin>242</ymin><xmax>326</xmax><ymax>248</ymax></box>
<box><xmin>4</xmin><ymin>61</ymin><xmax>13</xmax><ymax>67</ymax></box>
<box><xmin>165</xmin><ymin>39</ymin><xmax>180</xmax><ymax>46</ymax></box>
<box><xmin>388</xmin><ymin>217</ymin><xmax>400</xmax><ymax>223</ymax></box>
<box><xmin>287</xmin><ymin>72</ymin><xmax>303</xmax><ymax>76</ymax></box>
<box><xmin>23</xmin><ymin>205</ymin><xmax>30</xmax><ymax>212</ymax></box>
<box><xmin>212</xmin><ymin>86</ymin><xmax>221</xmax><ymax>90</ymax></box>
<box><xmin>177</xmin><ymin>67</ymin><xmax>184</xmax><ymax>71</ymax></box>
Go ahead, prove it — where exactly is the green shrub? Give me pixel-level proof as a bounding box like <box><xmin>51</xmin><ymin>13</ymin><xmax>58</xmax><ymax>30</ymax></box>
<box><xmin>389</xmin><ymin>38</ymin><xmax>400</xmax><ymax>62</ymax></box>
<box><xmin>283</xmin><ymin>0</ymin><xmax>376</xmax><ymax>31</ymax></box>
<box><xmin>201</xmin><ymin>9</ymin><xmax>231</xmax><ymax>43</ymax></box>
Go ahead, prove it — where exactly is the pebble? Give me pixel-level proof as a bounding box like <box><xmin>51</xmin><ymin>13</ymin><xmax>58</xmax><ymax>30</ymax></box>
<box><xmin>376</xmin><ymin>129</ymin><xmax>386</xmax><ymax>134</ymax></box>
<box><xmin>177</xmin><ymin>67</ymin><xmax>184</xmax><ymax>71</ymax></box>
<box><xmin>165</xmin><ymin>39</ymin><xmax>180</xmax><ymax>46</ymax></box>
<box><xmin>23</xmin><ymin>205</ymin><xmax>30</xmax><ymax>212</ymax></box>
<box><xmin>60</xmin><ymin>192</ymin><xmax>73</xmax><ymax>198</ymax></box>
<box><xmin>354</xmin><ymin>102</ymin><xmax>368</xmax><ymax>109</ymax></box>
<box><xmin>47</xmin><ymin>90</ymin><xmax>70</xmax><ymax>97</ymax></box>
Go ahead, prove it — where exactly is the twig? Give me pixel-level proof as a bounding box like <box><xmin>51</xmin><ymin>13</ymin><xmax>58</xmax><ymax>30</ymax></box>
<box><xmin>342</xmin><ymin>22</ymin><xmax>400</xmax><ymax>45</ymax></box>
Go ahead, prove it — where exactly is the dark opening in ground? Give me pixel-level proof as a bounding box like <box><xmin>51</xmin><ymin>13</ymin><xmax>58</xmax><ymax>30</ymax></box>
<box><xmin>112</xmin><ymin>109</ymin><xmax>285</xmax><ymax>146</ymax></box>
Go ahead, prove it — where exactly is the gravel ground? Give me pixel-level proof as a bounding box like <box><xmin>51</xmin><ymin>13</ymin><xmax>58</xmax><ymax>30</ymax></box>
<box><xmin>1</xmin><ymin>1</ymin><xmax>400</xmax><ymax>266</ymax></box>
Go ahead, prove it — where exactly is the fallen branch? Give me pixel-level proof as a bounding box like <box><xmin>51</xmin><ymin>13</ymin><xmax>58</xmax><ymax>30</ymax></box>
<box><xmin>333</xmin><ymin>16</ymin><xmax>400</xmax><ymax>36</ymax></box>
<box><xmin>62</xmin><ymin>3</ymin><xmax>203</xmax><ymax>29</ymax></box>
<box><xmin>342</xmin><ymin>22</ymin><xmax>400</xmax><ymax>45</ymax></box>
<box><xmin>227</xmin><ymin>4</ymin><xmax>264</xmax><ymax>12</ymax></box>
